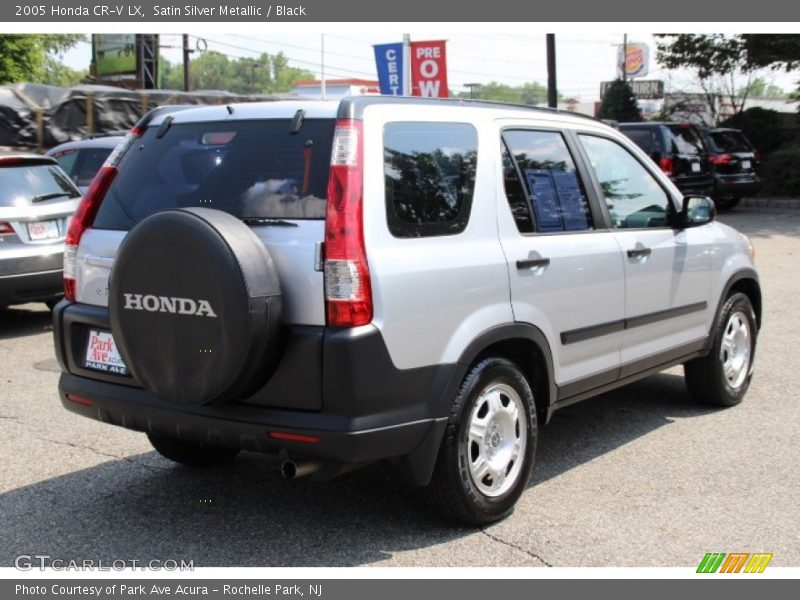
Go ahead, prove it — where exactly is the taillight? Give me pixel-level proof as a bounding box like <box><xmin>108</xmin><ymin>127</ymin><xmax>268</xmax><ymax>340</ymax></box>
<box><xmin>658</xmin><ymin>157</ymin><xmax>674</xmax><ymax>176</ymax></box>
<box><xmin>323</xmin><ymin>119</ymin><xmax>372</xmax><ymax>327</ymax></box>
<box><xmin>709</xmin><ymin>154</ymin><xmax>733</xmax><ymax>165</ymax></box>
<box><xmin>0</xmin><ymin>222</ymin><xmax>13</xmax><ymax>235</ymax></box>
<box><xmin>754</xmin><ymin>150</ymin><xmax>762</xmax><ymax>162</ymax></box>
<box><xmin>63</xmin><ymin>127</ymin><xmax>142</xmax><ymax>301</ymax></box>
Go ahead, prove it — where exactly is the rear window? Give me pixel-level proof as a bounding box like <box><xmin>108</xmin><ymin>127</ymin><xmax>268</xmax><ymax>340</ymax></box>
<box><xmin>54</xmin><ymin>147</ymin><xmax>114</xmax><ymax>187</ymax></box>
<box><xmin>667</xmin><ymin>125</ymin><xmax>705</xmax><ymax>155</ymax></box>
<box><xmin>0</xmin><ymin>163</ymin><xmax>80</xmax><ymax>206</ymax></box>
<box><xmin>709</xmin><ymin>131</ymin><xmax>753</xmax><ymax>153</ymax></box>
<box><xmin>93</xmin><ymin>119</ymin><xmax>335</xmax><ymax>230</ymax></box>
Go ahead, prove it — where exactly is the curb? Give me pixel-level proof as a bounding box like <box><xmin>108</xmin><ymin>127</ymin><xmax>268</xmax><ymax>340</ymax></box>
<box><xmin>740</xmin><ymin>197</ymin><xmax>800</xmax><ymax>209</ymax></box>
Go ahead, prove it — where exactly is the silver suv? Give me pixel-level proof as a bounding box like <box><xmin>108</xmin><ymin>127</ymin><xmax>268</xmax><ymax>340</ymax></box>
<box><xmin>52</xmin><ymin>98</ymin><xmax>761</xmax><ymax>525</ymax></box>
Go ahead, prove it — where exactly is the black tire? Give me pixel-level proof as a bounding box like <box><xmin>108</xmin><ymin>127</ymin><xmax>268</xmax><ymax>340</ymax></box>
<box><xmin>714</xmin><ymin>197</ymin><xmax>741</xmax><ymax>211</ymax></box>
<box><xmin>426</xmin><ymin>357</ymin><xmax>537</xmax><ymax>526</ymax></box>
<box><xmin>684</xmin><ymin>292</ymin><xmax>757</xmax><ymax>407</ymax></box>
<box><xmin>147</xmin><ymin>433</ymin><xmax>240</xmax><ymax>467</ymax></box>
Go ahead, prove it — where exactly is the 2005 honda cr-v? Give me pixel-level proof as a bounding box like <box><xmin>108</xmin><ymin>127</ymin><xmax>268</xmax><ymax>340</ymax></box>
<box><xmin>53</xmin><ymin>97</ymin><xmax>761</xmax><ymax>525</ymax></box>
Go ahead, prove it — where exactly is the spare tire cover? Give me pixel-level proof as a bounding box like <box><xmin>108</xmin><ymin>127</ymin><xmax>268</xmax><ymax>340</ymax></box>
<box><xmin>109</xmin><ymin>207</ymin><xmax>282</xmax><ymax>405</ymax></box>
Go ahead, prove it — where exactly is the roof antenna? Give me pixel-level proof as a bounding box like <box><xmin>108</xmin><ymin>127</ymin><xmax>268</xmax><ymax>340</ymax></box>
<box><xmin>289</xmin><ymin>109</ymin><xmax>305</xmax><ymax>134</ymax></box>
<box><xmin>225</xmin><ymin>105</ymin><xmax>234</xmax><ymax>115</ymax></box>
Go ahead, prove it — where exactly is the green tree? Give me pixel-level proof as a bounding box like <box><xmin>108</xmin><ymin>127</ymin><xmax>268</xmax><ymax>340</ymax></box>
<box><xmin>0</xmin><ymin>34</ymin><xmax>85</xmax><ymax>84</ymax></box>
<box><xmin>597</xmin><ymin>78</ymin><xmax>642</xmax><ymax>122</ymax></box>
<box><xmin>453</xmin><ymin>80</ymin><xmax>553</xmax><ymax>105</ymax></box>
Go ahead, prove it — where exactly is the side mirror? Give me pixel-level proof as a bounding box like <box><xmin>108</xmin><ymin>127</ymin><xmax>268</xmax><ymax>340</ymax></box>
<box><xmin>681</xmin><ymin>195</ymin><xmax>716</xmax><ymax>227</ymax></box>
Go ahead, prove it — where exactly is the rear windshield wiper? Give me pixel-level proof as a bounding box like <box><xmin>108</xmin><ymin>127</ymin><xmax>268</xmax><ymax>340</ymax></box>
<box><xmin>31</xmin><ymin>192</ymin><xmax>79</xmax><ymax>203</ymax></box>
<box><xmin>241</xmin><ymin>217</ymin><xmax>298</xmax><ymax>227</ymax></box>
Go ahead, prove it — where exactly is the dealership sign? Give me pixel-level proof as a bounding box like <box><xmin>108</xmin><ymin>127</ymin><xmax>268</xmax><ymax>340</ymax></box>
<box><xmin>373</xmin><ymin>39</ymin><xmax>449</xmax><ymax>98</ymax></box>
<box><xmin>601</xmin><ymin>79</ymin><xmax>664</xmax><ymax>100</ymax></box>
<box><xmin>617</xmin><ymin>42</ymin><xmax>650</xmax><ymax>79</ymax></box>
<box><xmin>373</xmin><ymin>43</ymin><xmax>404</xmax><ymax>95</ymax></box>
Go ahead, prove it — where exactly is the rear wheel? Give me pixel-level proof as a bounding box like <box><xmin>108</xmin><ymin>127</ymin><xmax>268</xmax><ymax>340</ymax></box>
<box><xmin>147</xmin><ymin>433</ymin><xmax>240</xmax><ymax>467</ymax></box>
<box><xmin>426</xmin><ymin>357</ymin><xmax>537</xmax><ymax>525</ymax></box>
<box><xmin>684</xmin><ymin>292</ymin><xmax>757</xmax><ymax>407</ymax></box>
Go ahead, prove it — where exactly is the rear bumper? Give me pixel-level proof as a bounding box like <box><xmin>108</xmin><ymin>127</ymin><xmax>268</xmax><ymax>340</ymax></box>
<box><xmin>53</xmin><ymin>301</ymin><xmax>454</xmax><ymax>484</ymax></box>
<box><xmin>59</xmin><ymin>372</ymin><xmax>445</xmax><ymax>468</ymax></box>
<box><xmin>672</xmin><ymin>177</ymin><xmax>714</xmax><ymax>196</ymax></box>
<box><xmin>712</xmin><ymin>174</ymin><xmax>762</xmax><ymax>198</ymax></box>
<box><xmin>0</xmin><ymin>268</ymin><xmax>62</xmax><ymax>305</ymax></box>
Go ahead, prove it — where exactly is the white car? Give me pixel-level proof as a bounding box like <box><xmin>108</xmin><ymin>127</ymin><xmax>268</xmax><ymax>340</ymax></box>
<box><xmin>52</xmin><ymin>98</ymin><xmax>760</xmax><ymax>525</ymax></box>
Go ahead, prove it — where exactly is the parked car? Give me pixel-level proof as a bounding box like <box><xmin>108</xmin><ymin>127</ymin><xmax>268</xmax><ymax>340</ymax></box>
<box><xmin>0</xmin><ymin>153</ymin><xmax>81</xmax><ymax>308</ymax></box>
<box><xmin>52</xmin><ymin>99</ymin><xmax>761</xmax><ymax>525</ymax></box>
<box><xmin>46</xmin><ymin>135</ymin><xmax>125</xmax><ymax>193</ymax></box>
<box><xmin>699</xmin><ymin>127</ymin><xmax>762</xmax><ymax>210</ymax></box>
<box><xmin>618</xmin><ymin>122</ymin><xmax>714</xmax><ymax>197</ymax></box>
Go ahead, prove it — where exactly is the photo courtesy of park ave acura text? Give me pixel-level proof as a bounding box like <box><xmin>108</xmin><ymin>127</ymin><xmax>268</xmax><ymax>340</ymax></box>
<box><xmin>0</xmin><ymin>23</ymin><xmax>799</xmax><ymax>573</ymax></box>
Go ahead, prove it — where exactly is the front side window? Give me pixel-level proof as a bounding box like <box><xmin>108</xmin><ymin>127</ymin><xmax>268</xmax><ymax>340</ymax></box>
<box><xmin>384</xmin><ymin>122</ymin><xmax>477</xmax><ymax>238</ymax></box>
<box><xmin>503</xmin><ymin>130</ymin><xmax>592</xmax><ymax>233</ymax></box>
<box><xmin>579</xmin><ymin>134</ymin><xmax>672</xmax><ymax>229</ymax></box>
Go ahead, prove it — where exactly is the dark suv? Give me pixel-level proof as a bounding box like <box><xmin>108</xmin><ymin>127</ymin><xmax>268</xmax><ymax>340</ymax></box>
<box><xmin>619</xmin><ymin>122</ymin><xmax>714</xmax><ymax>197</ymax></box>
<box><xmin>699</xmin><ymin>127</ymin><xmax>762</xmax><ymax>210</ymax></box>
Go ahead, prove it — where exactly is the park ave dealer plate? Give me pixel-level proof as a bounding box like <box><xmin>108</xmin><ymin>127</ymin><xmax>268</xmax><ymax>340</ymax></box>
<box><xmin>84</xmin><ymin>330</ymin><xmax>128</xmax><ymax>375</ymax></box>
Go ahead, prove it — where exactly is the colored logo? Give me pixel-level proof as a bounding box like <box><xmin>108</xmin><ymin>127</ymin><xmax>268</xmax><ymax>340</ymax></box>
<box><xmin>697</xmin><ymin>552</ymin><xmax>773</xmax><ymax>573</ymax></box>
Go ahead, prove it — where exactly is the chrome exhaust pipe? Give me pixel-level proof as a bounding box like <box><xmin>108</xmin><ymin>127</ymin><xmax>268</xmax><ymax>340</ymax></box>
<box><xmin>280</xmin><ymin>459</ymin><xmax>323</xmax><ymax>480</ymax></box>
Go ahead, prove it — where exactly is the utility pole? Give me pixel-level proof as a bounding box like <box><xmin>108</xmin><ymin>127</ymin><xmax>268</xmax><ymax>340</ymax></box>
<box><xmin>321</xmin><ymin>34</ymin><xmax>326</xmax><ymax>100</ymax></box>
<box><xmin>622</xmin><ymin>33</ymin><xmax>628</xmax><ymax>82</ymax></box>
<box><xmin>546</xmin><ymin>34</ymin><xmax>557</xmax><ymax>108</ymax></box>
<box><xmin>182</xmin><ymin>34</ymin><xmax>191</xmax><ymax>92</ymax></box>
<box><xmin>403</xmin><ymin>34</ymin><xmax>411</xmax><ymax>96</ymax></box>
<box><xmin>464</xmin><ymin>83</ymin><xmax>481</xmax><ymax>99</ymax></box>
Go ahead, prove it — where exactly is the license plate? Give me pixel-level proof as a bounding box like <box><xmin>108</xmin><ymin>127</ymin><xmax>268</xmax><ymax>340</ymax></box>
<box><xmin>84</xmin><ymin>330</ymin><xmax>128</xmax><ymax>375</ymax></box>
<box><xmin>691</xmin><ymin>162</ymin><xmax>701</xmax><ymax>173</ymax></box>
<box><xmin>742</xmin><ymin>160</ymin><xmax>752</xmax><ymax>170</ymax></box>
<box><xmin>27</xmin><ymin>219</ymin><xmax>60</xmax><ymax>241</ymax></box>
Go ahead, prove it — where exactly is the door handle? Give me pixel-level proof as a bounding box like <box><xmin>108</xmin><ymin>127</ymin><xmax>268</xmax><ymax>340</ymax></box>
<box><xmin>516</xmin><ymin>257</ymin><xmax>550</xmax><ymax>270</ymax></box>
<box><xmin>627</xmin><ymin>247</ymin><xmax>652</xmax><ymax>258</ymax></box>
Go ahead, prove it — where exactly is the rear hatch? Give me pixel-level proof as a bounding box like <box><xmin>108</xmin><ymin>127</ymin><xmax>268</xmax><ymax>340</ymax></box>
<box><xmin>75</xmin><ymin>111</ymin><xmax>336</xmax><ymax>327</ymax></box>
<box><xmin>707</xmin><ymin>129</ymin><xmax>758</xmax><ymax>176</ymax></box>
<box><xmin>0</xmin><ymin>159</ymin><xmax>80</xmax><ymax>274</ymax></box>
<box><xmin>665</xmin><ymin>124</ymin><xmax>711</xmax><ymax>186</ymax></box>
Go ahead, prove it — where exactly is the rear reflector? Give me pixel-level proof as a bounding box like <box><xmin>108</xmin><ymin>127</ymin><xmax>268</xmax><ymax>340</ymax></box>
<box><xmin>268</xmin><ymin>431</ymin><xmax>321</xmax><ymax>443</ymax></box>
<box><xmin>65</xmin><ymin>394</ymin><xmax>94</xmax><ymax>406</ymax></box>
<box><xmin>323</xmin><ymin>119</ymin><xmax>372</xmax><ymax>327</ymax></box>
<box><xmin>658</xmin><ymin>157</ymin><xmax>674</xmax><ymax>176</ymax></box>
<box><xmin>709</xmin><ymin>153</ymin><xmax>733</xmax><ymax>165</ymax></box>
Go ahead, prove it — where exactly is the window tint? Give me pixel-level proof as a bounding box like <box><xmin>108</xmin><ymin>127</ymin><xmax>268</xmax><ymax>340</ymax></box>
<box><xmin>709</xmin><ymin>131</ymin><xmax>752</xmax><ymax>153</ymax></box>
<box><xmin>0</xmin><ymin>164</ymin><xmax>80</xmax><ymax>207</ymax></box>
<box><xmin>93</xmin><ymin>119</ymin><xmax>335</xmax><ymax>230</ymax></box>
<box><xmin>384</xmin><ymin>122</ymin><xmax>477</xmax><ymax>238</ymax></box>
<box><xmin>73</xmin><ymin>148</ymin><xmax>114</xmax><ymax>186</ymax></box>
<box><xmin>668</xmin><ymin>125</ymin><xmax>705</xmax><ymax>155</ymax></box>
<box><xmin>503</xmin><ymin>130</ymin><xmax>592</xmax><ymax>233</ymax></box>
<box><xmin>502</xmin><ymin>142</ymin><xmax>533</xmax><ymax>233</ymax></box>
<box><xmin>579</xmin><ymin>134</ymin><xmax>671</xmax><ymax>229</ymax></box>
<box><xmin>52</xmin><ymin>149</ymin><xmax>79</xmax><ymax>177</ymax></box>
<box><xmin>623</xmin><ymin>128</ymin><xmax>660</xmax><ymax>156</ymax></box>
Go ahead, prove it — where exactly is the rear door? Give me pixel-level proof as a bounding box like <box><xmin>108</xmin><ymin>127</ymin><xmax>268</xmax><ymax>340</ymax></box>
<box><xmin>576</xmin><ymin>133</ymin><xmax>712</xmax><ymax>369</ymax></box>
<box><xmin>76</xmin><ymin>115</ymin><xmax>336</xmax><ymax>326</ymax></box>
<box><xmin>497</xmin><ymin>127</ymin><xmax>625</xmax><ymax>390</ymax></box>
<box><xmin>707</xmin><ymin>129</ymin><xmax>758</xmax><ymax>176</ymax></box>
<box><xmin>666</xmin><ymin>124</ymin><xmax>711</xmax><ymax>188</ymax></box>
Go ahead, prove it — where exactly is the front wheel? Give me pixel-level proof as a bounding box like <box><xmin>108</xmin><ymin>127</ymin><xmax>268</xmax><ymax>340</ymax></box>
<box><xmin>426</xmin><ymin>357</ymin><xmax>537</xmax><ymax>525</ymax></box>
<box><xmin>684</xmin><ymin>292</ymin><xmax>757</xmax><ymax>407</ymax></box>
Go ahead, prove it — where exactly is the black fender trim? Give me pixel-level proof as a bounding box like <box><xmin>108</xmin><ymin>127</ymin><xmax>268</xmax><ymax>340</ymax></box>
<box><xmin>703</xmin><ymin>268</ymin><xmax>761</xmax><ymax>354</ymax></box>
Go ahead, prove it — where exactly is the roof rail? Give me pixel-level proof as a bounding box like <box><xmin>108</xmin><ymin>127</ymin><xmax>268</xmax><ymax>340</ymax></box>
<box><xmin>338</xmin><ymin>95</ymin><xmax>601</xmax><ymax>123</ymax></box>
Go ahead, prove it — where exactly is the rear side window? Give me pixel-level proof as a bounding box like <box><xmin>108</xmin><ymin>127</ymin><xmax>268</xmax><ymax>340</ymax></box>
<box><xmin>55</xmin><ymin>147</ymin><xmax>114</xmax><ymax>187</ymax></box>
<box><xmin>668</xmin><ymin>125</ymin><xmax>705</xmax><ymax>155</ymax></box>
<box><xmin>384</xmin><ymin>122</ymin><xmax>477</xmax><ymax>238</ymax></box>
<box><xmin>622</xmin><ymin>128</ymin><xmax>661</xmax><ymax>156</ymax></box>
<box><xmin>709</xmin><ymin>131</ymin><xmax>752</xmax><ymax>153</ymax></box>
<box><xmin>93</xmin><ymin>119</ymin><xmax>335</xmax><ymax>230</ymax></box>
<box><xmin>0</xmin><ymin>163</ymin><xmax>80</xmax><ymax>206</ymax></box>
<box><xmin>503</xmin><ymin>130</ymin><xmax>592</xmax><ymax>233</ymax></box>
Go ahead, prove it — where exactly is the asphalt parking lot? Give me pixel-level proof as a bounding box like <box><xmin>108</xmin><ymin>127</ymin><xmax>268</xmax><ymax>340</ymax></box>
<box><xmin>1</xmin><ymin>205</ymin><xmax>798</xmax><ymax>568</ymax></box>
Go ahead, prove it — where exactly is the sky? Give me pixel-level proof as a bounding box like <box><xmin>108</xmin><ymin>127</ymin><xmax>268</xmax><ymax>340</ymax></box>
<box><xmin>63</xmin><ymin>32</ymin><xmax>798</xmax><ymax>102</ymax></box>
